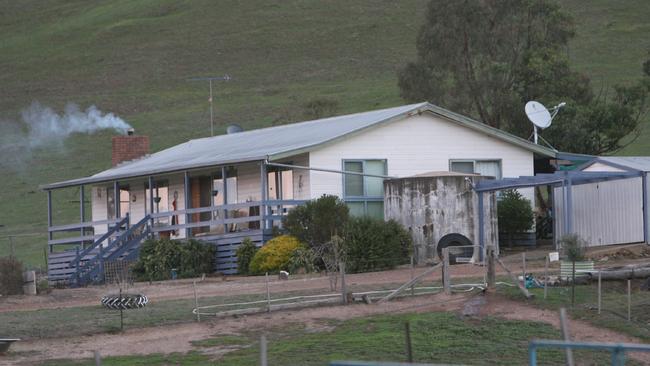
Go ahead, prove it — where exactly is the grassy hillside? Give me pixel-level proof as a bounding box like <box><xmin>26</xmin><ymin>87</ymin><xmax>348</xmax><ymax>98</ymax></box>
<box><xmin>0</xmin><ymin>0</ymin><xmax>648</xmax><ymax>267</ymax></box>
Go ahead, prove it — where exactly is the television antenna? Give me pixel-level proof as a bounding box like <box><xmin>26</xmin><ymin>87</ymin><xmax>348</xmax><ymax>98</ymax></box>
<box><xmin>188</xmin><ymin>75</ymin><xmax>232</xmax><ymax>136</ymax></box>
<box><xmin>525</xmin><ymin>101</ymin><xmax>565</xmax><ymax>146</ymax></box>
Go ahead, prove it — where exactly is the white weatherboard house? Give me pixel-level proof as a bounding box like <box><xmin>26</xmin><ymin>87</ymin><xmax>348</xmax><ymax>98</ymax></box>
<box><xmin>44</xmin><ymin>102</ymin><xmax>556</xmax><ymax>282</ymax></box>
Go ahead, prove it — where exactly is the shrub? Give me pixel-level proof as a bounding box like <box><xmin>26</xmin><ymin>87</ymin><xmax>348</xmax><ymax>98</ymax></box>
<box><xmin>0</xmin><ymin>256</ymin><xmax>24</xmax><ymax>295</ymax></box>
<box><xmin>179</xmin><ymin>240</ymin><xmax>216</xmax><ymax>278</ymax></box>
<box><xmin>249</xmin><ymin>235</ymin><xmax>301</xmax><ymax>274</ymax></box>
<box><xmin>236</xmin><ymin>237</ymin><xmax>258</xmax><ymax>275</ymax></box>
<box><xmin>497</xmin><ymin>189</ymin><xmax>534</xmax><ymax>247</ymax></box>
<box><xmin>284</xmin><ymin>194</ymin><xmax>349</xmax><ymax>248</ymax></box>
<box><xmin>345</xmin><ymin>217</ymin><xmax>411</xmax><ymax>273</ymax></box>
<box><xmin>560</xmin><ymin>233</ymin><xmax>587</xmax><ymax>262</ymax></box>
<box><xmin>287</xmin><ymin>246</ymin><xmax>317</xmax><ymax>274</ymax></box>
<box><xmin>134</xmin><ymin>238</ymin><xmax>214</xmax><ymax>281</ymax></box>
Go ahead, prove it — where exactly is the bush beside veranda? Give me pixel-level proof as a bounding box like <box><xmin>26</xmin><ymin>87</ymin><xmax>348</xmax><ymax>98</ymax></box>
<box><xmin>345</xmin><ymin>217</ymin><xmax>412</xmax><ymax>273</ymax></box>
<box><xmin>133</xmin><ymin>238</ymin><xmax>215</xmax><ymax>281</ymax></box>
<box><xmin>235</xmin><ymin>237</ymin><xmax>258</xmax><ymax>275</ymax></box>
<box><xmin>0</xmin><ymin>256</ymin><xmax>24</xmax><ymax>295</ymax></box>
<box><xmin>249</xmin><ymin>235</ymin><xmax>302</xmax><ymax>275</ymax></box>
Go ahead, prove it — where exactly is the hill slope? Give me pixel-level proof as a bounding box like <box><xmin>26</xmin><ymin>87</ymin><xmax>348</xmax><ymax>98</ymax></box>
<box><xmin>0</xmin><ymin>0</ymin><xmax>648</xmax><ymax>266</ymax></box>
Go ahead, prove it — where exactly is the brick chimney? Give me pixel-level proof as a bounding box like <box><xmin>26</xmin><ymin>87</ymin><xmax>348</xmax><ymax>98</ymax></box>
<box><xmin>112</xmin><ymin>128</ymin><xmax>149</xmax><ymax>166</ymax></box>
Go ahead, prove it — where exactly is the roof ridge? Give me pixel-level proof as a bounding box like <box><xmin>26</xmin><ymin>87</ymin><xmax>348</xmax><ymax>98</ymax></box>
<box><xmin>187</xmin><ymin>102</ymin><xmax>428</xmax><ymax>143</ymax></box>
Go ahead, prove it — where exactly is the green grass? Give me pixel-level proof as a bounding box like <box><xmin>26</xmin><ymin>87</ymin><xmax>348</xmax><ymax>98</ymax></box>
<box><xmin>1</xmin><ymin>0</ymin><xmax>650</xmax><ymax>266</ymax></box>
<box><xmin>0</xmin><ymin>282</ymin><xmax>411</xmax><ymax>340</ymax></box>
<box><xmin>36</xmin><ymin>311</ymin><xmax>630</xmax><ymax>366</ymax></box>
<box><xmin>499</xmin><ymin>279</ymin><xmax>650</xmax><ymax>342</ymax></box>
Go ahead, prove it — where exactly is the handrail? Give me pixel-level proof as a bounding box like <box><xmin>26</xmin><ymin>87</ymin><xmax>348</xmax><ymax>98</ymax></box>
<box><xmin>48</xmin><ymin>218</ymin><xmax>122</xmax><ymax>232</ymax></box>
<box><xmin>106</xmin><ymin>215</ymin><xmax>151</xmax><ymax>261</ymax></box>
<box><xmin>151</xmin><ymin>215</ymin><xmax>262</xmax><ymax>233</ymax></box>
<box><xmin>149</xmin><ymin>199</ymin><xmax>307</xmax><ymax>219</ymax></box>
<box><xmin>76</xmin><ymin>214</ymin><xmax>151</xmax><ymax>286</ymax></box>
<box><xmin>72</xmin><ymin>215</ymin><xmax>129</xmax><ymax>285</ymax></box>
<box><xmin>77</xmin><ymin>215</ymin><xmax>129</xmax><ymax>260</ymax></box>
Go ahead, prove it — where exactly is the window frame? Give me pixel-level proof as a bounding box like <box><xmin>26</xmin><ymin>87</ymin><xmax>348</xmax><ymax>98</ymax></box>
<box><xmin>342</xmin><ymin>159</ymin><xmax>387</xmax><ymax>218</ymax></box>
<box><xmin>449</xmin><ymin>159</ymin><xmax>503</xmax><ymax>179</ymax></box>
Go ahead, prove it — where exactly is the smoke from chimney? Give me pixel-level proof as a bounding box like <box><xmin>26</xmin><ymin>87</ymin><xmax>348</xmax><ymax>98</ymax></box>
<box><xmin>21</xmin><ymin>102</ymin><xmax>132</xmax><ymax>147</ymax></box>
<box><xmin>0</xmin><ymin>102</ymin><xmax>133</xmax><ymax>171</ymax></box>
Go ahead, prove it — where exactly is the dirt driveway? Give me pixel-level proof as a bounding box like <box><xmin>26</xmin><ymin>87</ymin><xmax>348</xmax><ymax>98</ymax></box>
<box><xmin>0</xmin><ymin>263</ymin><xmax>509</xmax><ymax>312</ymax></box>
<box><xmin>6</xmin><ymin>292</ymin><xmax>650</xmax><ymax>365</ymax></box>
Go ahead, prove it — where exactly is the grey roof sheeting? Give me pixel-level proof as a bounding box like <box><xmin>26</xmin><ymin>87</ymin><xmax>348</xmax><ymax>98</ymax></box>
<box><xmin>43</xmin><ymin>102</ymin><xmax>557</xmax><ymax>190</ymax></box>
<box><xmin>586</xmin><ymin>156</ymin><xmax>650</xmax><ymax>172</ymax></box>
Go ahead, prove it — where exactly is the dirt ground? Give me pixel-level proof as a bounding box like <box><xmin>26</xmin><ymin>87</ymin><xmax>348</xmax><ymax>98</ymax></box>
<box><xmin>6</xmin><ymin>292</ymin><xmax>650</xmax><ymax>365</ymax></box>
<box><xmin>2</xmin><ymin>245</ymin><xmax>645</xmax><ymax>314</ymax></box>
<box><xmin>0</xmin><ymin>262</ymin><xmax>519</xmax><ymax>313</ymax></box>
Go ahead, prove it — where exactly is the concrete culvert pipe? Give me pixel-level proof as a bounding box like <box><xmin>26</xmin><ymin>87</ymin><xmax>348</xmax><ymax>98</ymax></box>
<box><xmin>437</xmin><ymin>233</ymin><xmax>473</xmax><ymax>264</ymax></box>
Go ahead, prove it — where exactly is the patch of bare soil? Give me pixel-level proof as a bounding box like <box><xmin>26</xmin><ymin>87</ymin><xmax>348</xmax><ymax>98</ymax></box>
<box><xmin>0</xmin><ymin>265</ymin><xmax>501</xmax><ymax>313</ymax></box>
<box><xmin>6</xmin><ymin>291</ymin><xmax>648</xmax><ymax>365</ymax></box>
<box><xmin>6</xmin><ymin>292</ymin><xmax>466</xmax><ymax>365</ymax></box>
<box><xmin>480</xmin><ymin>295</ymin><xmax>650</xmax><ymax>364</ymax></box>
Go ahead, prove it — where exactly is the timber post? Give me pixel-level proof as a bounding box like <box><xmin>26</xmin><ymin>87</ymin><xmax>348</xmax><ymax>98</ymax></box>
<box><xmin>487</xmin><ymin>246</ymin><xmax>496</xmax><ymax>289</ymax></box>
<box><xmin>442</xmin><ymin>247</ymin><xmax>451</xmax><ymax>295</ymax></box>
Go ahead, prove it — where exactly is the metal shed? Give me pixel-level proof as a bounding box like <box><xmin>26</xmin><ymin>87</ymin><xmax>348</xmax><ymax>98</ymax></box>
<box><xmin>474</xmin><ymin>170</ymin><xmax>647</xmax><ymax>255</ymax></box>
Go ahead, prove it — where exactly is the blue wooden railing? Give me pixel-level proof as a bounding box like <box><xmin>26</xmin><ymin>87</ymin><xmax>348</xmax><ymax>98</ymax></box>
<box><xmin>73</xmin><ymin>214</ymin><xmax>151</xmax><ymax>286</ymax></box>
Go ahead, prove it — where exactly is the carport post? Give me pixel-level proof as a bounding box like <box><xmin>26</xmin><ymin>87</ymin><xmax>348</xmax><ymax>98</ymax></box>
<box><xmin>566</xmin><ymin>177</ymin><xmax>573</xmax><ymax>234</ymax></box>
<box><xmin>642</xmin><ymin>173</ymin><xmax>648</xmax><ymax>244</ymax></box>
<box><xmin>562</xmin><ymin>178</ymin><xmax>569</xmax><ymax>236</ymax></box>
<box><xmin>477</xmin><ymin>191</ymin><xmax>485</xmax><ymax>262</ymax></box>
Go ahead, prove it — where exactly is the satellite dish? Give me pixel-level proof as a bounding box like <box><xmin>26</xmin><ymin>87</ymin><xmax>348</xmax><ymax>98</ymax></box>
<box><xmin>524</xmin><ymin>101</ymin><xmax>566</xmax><ymax>145</ymax></box>
<box><xmin>525</xmin><ymin>101</ymin><xmax>552</xmax><ymax>129</ymax></box>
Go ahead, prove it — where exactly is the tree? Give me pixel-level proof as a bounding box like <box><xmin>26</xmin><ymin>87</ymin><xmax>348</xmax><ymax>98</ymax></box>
<box><xmin>559</xmin><ymin>233</ymin><xmax>586</xmax><ymax>306</ymax></box>
<box><xmin>399</xmin><ymin>0</ymin><xmax>649</xmax><ymax>155</ymax></box>
<box><xmin>283</xmin><ymin>194</ymin><xmax>349</xmax><ymax>248</ymax></box>
<box><xmin>497</xmin><ymin>189</ymin><xmax>534</xmax><ymax>247</ymax></box>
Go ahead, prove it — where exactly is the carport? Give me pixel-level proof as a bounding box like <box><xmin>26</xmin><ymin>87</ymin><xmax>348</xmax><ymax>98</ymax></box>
<box><xmin>473</xmin><ymin>170</ymin><xmax>647</xmax><ymax>259</ymax></box>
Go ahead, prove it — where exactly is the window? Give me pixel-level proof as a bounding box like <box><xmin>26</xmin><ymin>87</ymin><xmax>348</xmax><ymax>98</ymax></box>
<box><xmin>343</xmin><ymin>159</ymin><xmax>386</xmax><ymax>219</ymax></box>
<box><xmin>450</xmin><ymin>160</ymin><xmax>502</xmax><ymax>179</ymax></box>
<box><xmin>107</xmin><ymin>186</ymin><xmax>130</xmax><ymax>219</ymax></box>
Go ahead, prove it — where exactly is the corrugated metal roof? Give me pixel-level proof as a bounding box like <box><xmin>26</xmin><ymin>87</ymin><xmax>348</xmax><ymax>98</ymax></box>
<box><xmin>592</xmin><ymin>157</ymin><xmax>650</xmax><ymax>172</ymax></box>
<box><xmin>43</xmin><ymin>102</ymin><xmax>557</xmax><ymax>189</ymax></box>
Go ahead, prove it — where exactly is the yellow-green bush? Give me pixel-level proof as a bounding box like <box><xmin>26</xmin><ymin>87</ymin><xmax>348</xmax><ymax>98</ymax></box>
<box><xmin>249</xmin><ymin>235</ymin><xmax>301</xmax><ymax>274</ymax></box>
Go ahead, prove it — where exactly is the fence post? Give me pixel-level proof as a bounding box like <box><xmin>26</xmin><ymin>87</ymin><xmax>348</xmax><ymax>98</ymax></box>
<box><xmin>260</xmin><ymin>334</ymin><xmax>268</xmax><ymax>366</ymax></box>
<box><xmin>442</xmin><ymin>247</ymin><xmax>451</xmax><ymax>295</ymax></box>
<box><xmin>487</xmin><ymin>246</ymin><xmax>496</xmax><ymax>289</ymax></box>
<box><xmin>544</xmin><ymin>255</ymin><xmax>549</xmax><ymax>300</ymax></box>
<box><xmin>340</xmin><ymin>261</ymin><xmax>348</xmax><ymax>305</ymax></box>
<box><xmin>94</xmin><ymin>350</ymin><xmax>102</xmax><ymax>366</ymax></box>
<box><xmin>193</xmin><ymin>280</ymin><xmax>201</xmax><ymax>322</ymax></box>
<box><xmin>265</xmin><ymin>273</ymin><xmax>271</xmax><ymax>312</ymax></box>
<box><xmin>410</xmin><ymin>256</ymin><xmax>415</xmax><ymax>297</ymax></box>
<box><xmin>559</xmin><ymin>308</ymin><xmax>575</xmax><ymax>366</ymax></box>
<box><xmin>404</xmin><ymin>321</ymin><xmax>413</xmax><ymax>363</ymax></box>
<box><xmin>75</xmin><ymin>246</ymin><xmax>81</xmax><ymax>285</ymax></box>
<box><xmin>119</xmin><ymin>288</ymin><xmax>124</xmax><ymax>332</ymax></box>
<box><xmin>597</xmin><ymin>271</ymin><xmax>602</xmax><ymax>315</ymax></box>
<box><xmin>522</xmin><ymin>252</ymin><xmax>526</xmax><ymax>280</ymax></box>
<box><xmin>627</xmin><ymin>279</ymin><xmax>631</xmax><ymax>322</ymax></box>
